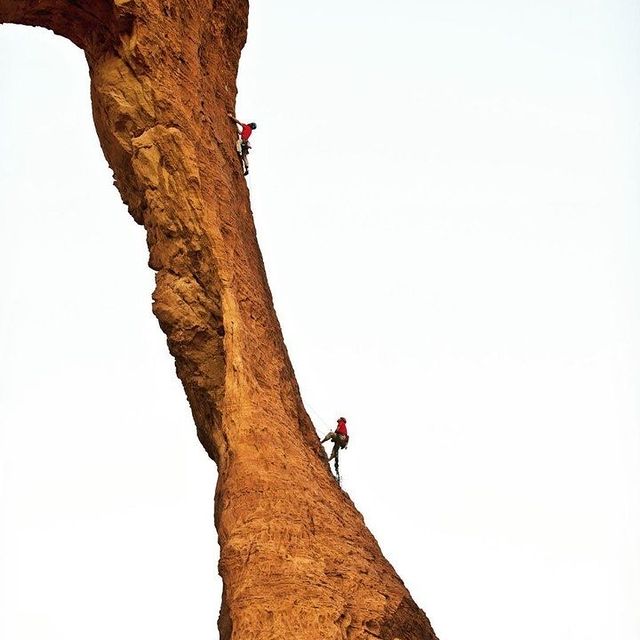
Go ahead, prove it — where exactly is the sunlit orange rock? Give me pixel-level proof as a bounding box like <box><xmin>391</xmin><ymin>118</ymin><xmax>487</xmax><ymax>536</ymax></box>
<box><xmin>0</xmin><ymin>2</ymin><xmax>439</xmax><ymax>638</ymax></box>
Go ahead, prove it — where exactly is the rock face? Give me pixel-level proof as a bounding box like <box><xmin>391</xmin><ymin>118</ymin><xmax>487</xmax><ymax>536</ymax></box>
<box><xmin>0</xmin><ymin>2</ymin><xmax>439</xmax><ymax>638</ymax></box>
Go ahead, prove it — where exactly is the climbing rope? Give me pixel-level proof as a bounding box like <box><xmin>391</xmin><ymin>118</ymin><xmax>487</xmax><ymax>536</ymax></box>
<box><xmin>306</xmin><ymin>402</ymin><xmax>332</xmax><ymax>432</ymax></box>
<box><xmin>334</xmin><ymin>450</ymin><xmax>341</xmax><ymax>486</ymax></box>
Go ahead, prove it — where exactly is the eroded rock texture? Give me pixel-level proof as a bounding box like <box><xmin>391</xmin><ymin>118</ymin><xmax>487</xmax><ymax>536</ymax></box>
<box><xmin>0</xmin><ymin>2</ymin><xmax>439</xmax><ymax>638</ymax></box>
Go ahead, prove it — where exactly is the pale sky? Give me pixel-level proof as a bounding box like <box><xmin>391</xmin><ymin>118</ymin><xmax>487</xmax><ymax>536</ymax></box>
<box><xmin>1</xmin><ymin>2</ymin><xmax>640</xmax><ymax>639</ymax></box>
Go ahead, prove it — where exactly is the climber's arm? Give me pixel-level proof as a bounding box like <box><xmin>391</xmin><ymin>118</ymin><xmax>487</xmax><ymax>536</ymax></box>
<box><xmin>227</xmin><ymin>113</ymin><xmax>244</xmax><ymax>130</ymax></box>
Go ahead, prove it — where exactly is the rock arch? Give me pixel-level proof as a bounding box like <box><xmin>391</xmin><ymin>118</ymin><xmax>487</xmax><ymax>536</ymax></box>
<box><xmin>0</xmin><ymin>2</ymin><xmax>438</xmax><ymax>638</ymax></box>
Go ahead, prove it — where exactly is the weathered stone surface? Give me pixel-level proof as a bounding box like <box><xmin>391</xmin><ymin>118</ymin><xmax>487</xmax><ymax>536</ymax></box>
<box><xmin>0</xmin><ymin>2</ymin><xmax>439</xmax><ymax>638</ymax></box>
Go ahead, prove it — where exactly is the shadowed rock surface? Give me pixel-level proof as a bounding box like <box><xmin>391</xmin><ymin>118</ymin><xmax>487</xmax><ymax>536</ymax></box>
<box><xmin>0</xmin><ymin>2</ymin><xmax>439</xmax><ymax>638</ymax></box>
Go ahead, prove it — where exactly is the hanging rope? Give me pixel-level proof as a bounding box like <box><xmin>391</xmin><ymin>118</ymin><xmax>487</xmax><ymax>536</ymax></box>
<box><xmin>306</xmin><ymin>401</ymin><xmax>332</xmax><ymax>432</ymax></box>
<box><xmin>334</xmin><ymin>450</ymin><xmax>341</xmax><ymax>486</ymax></box>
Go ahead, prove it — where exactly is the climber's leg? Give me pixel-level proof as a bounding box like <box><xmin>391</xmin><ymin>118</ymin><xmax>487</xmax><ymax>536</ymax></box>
<box><xmin>321</xmin><ymin>431</ymin><xmax>336</xmax><ymax>444</ymax></box>
<box><xmin>241</xmin><ymin>143</ymin><xmax>250</xmax><ymax>175</ymax></box>
<box><xmin>234</xmin><ymin>138</ymin><xmax>247</xmax><ymax>174</ymax></box>
<box><xmin>329</xmin><ymin>441</ymin><xmax>340</xmax><ymax>461</ymax></box>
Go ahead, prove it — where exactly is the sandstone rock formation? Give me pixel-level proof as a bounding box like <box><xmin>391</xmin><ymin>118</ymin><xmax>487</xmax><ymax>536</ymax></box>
<box><xmin>0</xmin><ymin>2</ymin><xmax>439</xmax><ymax>638</ymax></box>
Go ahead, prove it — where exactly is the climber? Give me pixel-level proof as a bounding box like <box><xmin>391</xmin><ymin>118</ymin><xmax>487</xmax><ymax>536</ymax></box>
<box><xmin>321</xmin><ymin>417</ymin><xmax>349</xmax><ymax>461</ymax></box>
<box><xmin>228</xmin><ymin>113</ymin><xmax>256</xmax><ymax>176</ymax></box>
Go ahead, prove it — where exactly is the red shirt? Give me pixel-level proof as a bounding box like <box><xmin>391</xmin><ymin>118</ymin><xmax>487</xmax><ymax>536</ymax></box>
<box><xmin>336</xmin><ymin>420</ymin><xmax>348</xmax><ymax>436</ymax></box>
<box><xmin>240</xmin><ymin>124</ymin><xmax>253</xmax><ymax>141</ymax></box>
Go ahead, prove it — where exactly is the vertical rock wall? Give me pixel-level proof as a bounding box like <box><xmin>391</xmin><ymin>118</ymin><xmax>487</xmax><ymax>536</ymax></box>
<box><xmin>0</xmin><ymin>2</ymin><xmax>439</xmax><ymax>638</ymax></box>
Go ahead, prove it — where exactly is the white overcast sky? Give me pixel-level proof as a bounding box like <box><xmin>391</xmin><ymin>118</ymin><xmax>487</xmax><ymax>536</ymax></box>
<box><xmin>1</xmin><ymin>2</ymin><xmax>640</xmax><ymax>639</ymax></box>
